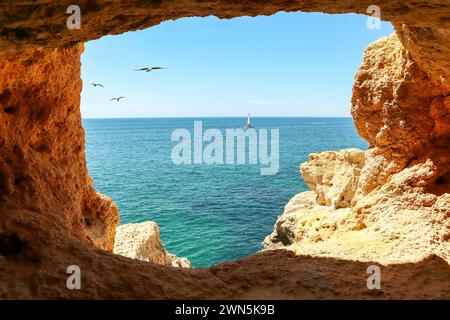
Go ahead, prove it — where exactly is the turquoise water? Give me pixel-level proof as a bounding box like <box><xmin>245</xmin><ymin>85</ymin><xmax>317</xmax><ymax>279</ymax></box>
<box><xmin>83</xmin><ymin>117</ymin><xmax>367</xmax><ymax>267</ymax></box>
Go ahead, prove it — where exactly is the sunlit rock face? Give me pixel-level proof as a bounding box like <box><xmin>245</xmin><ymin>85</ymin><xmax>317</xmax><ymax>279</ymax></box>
<box><xmin>352</xmin><ymin>34</ymin><xmax>450</xmax><ymax>197</ymax></box>
<box><xmin>300</xmin><ymin>149</ymin><xmax>365</xmax><ymax>208</ymax></box>
<box><xmin>264</xmin><ymin>148</ymin><xmax>450</xmax><ymax>265</ymax></box>
<box><xmin>114</xmin><ymin>221</ymin><xmax>191</xmax><ymax>268</ymax></box>
<box><xmin>0</xmin><ymin>1</ymin><xmax>449</xmax><ymax>299</ymax></box>
<box><xmin>0</xmin><ymin>46</ymin><xmax>118</xmax><ymax>252</ymax></box>
<box><xmin>264</xmin><ymin>34</ymin><xmax>449</xmax><ymax>266</ymax></box>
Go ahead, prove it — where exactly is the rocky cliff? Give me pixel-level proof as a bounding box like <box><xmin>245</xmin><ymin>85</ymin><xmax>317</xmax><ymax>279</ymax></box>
<box><xmin>264</xmin><ymin>34</ymin><xmax>449</xmax><ymax>266</ymax></box>
<box><xmin>0</xmin><ymin>1</ymin><xmax>449</xmax><ymax>299</ymax></box>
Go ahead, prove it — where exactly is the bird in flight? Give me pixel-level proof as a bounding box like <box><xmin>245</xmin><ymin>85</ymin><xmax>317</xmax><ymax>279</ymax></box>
<box><xmin>134</xmin><ymin>67</ymin><xmax>166</xmax><ymax>72</ymax></box>
<box><xmin>91</xmin><ymin>82</ymin><xmax>104</xmax><ymax>88</ymax></box>
<box><xmin>110</xmin><ymin>96</ymin><xmax>125</xmax><ymax>102</ymax></box>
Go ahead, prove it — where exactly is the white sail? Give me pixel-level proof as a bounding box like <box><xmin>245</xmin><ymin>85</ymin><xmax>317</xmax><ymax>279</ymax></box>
<box><xmin>246</xmin><ymin>113</ymin><xmax>253</xmax><ymax>128</ymax></box>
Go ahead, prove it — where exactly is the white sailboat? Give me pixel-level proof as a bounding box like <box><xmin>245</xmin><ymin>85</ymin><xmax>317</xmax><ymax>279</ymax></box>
<box><xmin>245</xmin><ymin>113</ymin><xmax>253</xmax><ymax>128</ymax></box>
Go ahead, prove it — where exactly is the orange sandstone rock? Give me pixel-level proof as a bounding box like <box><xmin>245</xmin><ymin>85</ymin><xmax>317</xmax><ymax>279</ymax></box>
<box><xmin>0</xmin><ymin>46</ymin><xmax>118</xmax><ymax>251</ymax></box>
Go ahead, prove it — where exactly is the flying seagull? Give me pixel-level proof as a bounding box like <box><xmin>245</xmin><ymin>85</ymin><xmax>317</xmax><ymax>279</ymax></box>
<box><xmin>134</xmin><ymin>67</ymin><xmax>165</xmax><ymax>72</ymax></box>
<box><xmin>91</xmin><ymin>82</ymin><xmax>104</xmax><ymax>88</ymax></box>
<box><xmin>110</xmin><ymin>96</ymin><xmax>125</xmax><ymax>102</ymax></box>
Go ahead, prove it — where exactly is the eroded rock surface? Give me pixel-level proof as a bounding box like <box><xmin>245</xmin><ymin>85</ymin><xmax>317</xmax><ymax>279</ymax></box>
<box><xmin>264</xmin><ymin>148</ymin><xmax>450</xmax><ymax>265</ymax></box>
<box><xmin>114</xmin><ymin>221</ymin><xmax>191</xmax><ymax>268</ymax></box>
<box><xmin>301</xmin><ymin>149</ymin><xmax>365</xmax><ymax>208</ymax></box>
<box><xmin>0</xmin><ymin>46</ymin><xmax>118</xmax><ymax>252</ymax></box>
<box><xmin>352</xmin><ymin>34</ymin><xmax>450</xmax><ymax>202</ymax></box>
<box><xmin>264</xmin><ymin>36</ymin><xmax>449</xmax><ymax>266</ymax></box>
<box><xmin>352</xmin><ymin>34</ymin><xmax>450</xmax><ymax>197</ymax></box>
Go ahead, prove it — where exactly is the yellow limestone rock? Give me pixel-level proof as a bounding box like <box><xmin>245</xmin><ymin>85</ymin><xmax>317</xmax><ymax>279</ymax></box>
<box><xmin>300</xmin><ymin>149</ymin><xmax>365</xmax><ymax>208</ymax></box>
<box><xmin>264</xmin><ymin>148</ymin><xmax>450</xmax><ymax>265</ymax></box>
<box><xmin>114</xmin><ymin>221</ymin><xmax>191</xmax><ymax>268</ymax></box>
<box><xmin>265</xmin><ymin>34</ymin><xmax>449</xmax><ymax>267</ymax></box>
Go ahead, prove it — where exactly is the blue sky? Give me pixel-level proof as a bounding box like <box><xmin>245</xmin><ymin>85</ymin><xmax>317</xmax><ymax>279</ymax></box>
<box><xmin>80</xmin><ymin>12</ymin><xmax>393</xmax><ymax>118</ymax></box>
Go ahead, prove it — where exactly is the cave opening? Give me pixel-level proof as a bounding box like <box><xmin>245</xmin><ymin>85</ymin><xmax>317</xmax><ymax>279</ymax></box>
<box><xmin>0</xmin><ymin>0</ymin><xmax>450</xmax><ymax>300</ymax></box>
<box><xmin>79</xmin><ymin>12</ymin><xmax>393</xmax><ymax>267</ymax></box>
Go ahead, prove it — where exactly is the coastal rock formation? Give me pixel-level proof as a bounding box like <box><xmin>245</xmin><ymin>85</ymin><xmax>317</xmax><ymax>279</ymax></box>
<box><xmin>114</xmin><ymin>221</ymin><xmax>191</xmax><ymax>268</ymax></box>
<box><xmin>0</xmin><ymin>1</ymin><xmax>449</xmax><ymax>299</ymax></box>
<box><xmin>352</xmin><ymin>34</ymin><xmax>450</xmax><ymax>198</ymax></box>
<box><xmin>1</xmin><ymin>1</ymin><xmax>449</xmax><ymax>92</ymax></box>
<box><xmin>264</xmin><ymin>148</ymin><xmax>450</xmax><ymax>265</ymax></box>
<box><xmin>264</xmin><ymin>33</ymin><xmax>449</xmax><ymax>266</ymax></box>
<box><xmin>352</xmin><ymin>33</ymin><xmax>449</xmax><ymax>207</ymax></box>
<box><xmin>300</xmin><ymin>149</ymin><xmax>365</xmax><ymax>208</ymax></box>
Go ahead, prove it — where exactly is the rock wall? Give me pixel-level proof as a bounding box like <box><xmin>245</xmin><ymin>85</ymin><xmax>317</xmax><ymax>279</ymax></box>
<box><xmin>352</xmin><ymin>34</ymin><xmax>450</xmax><ymax>198</ymax></box>
<box><xmin>264</xmin><ymin>34</ymin><xmax>450</xmax><ymax>266</ymax></box>
<box><xmin>352</xmin><ymin>34</ymin><xmax>449</xmax><ymax>204</ymax></box>
<box><xmin>0</xmin><ymin>1</ymin><xmax>449</xmax><ymax>299</ymax></box>
<box><xmin>0</xmin><ymin>46</ymin><xmax>118</xmax><ymax>253</ymax></box>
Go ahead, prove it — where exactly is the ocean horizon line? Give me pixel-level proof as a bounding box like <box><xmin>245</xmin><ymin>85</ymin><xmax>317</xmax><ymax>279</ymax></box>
<box><xmin>82</xmin><ymin>115</ymin><xmax>353</xmax><ymax>120</ymax></box>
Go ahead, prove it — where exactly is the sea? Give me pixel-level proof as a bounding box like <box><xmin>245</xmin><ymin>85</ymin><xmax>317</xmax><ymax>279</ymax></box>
<box><xmin>83</xmin><ymin>117</ymin><xmax>367</xmax><ymax>267</ymax></box>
